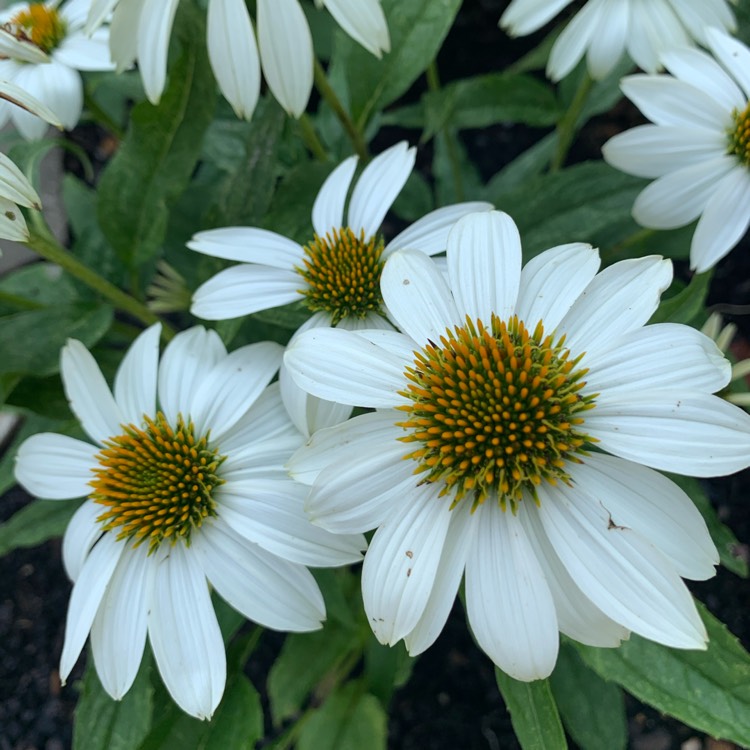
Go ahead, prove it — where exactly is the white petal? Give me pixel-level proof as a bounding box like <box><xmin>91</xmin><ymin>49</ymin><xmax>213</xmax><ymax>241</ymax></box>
<box><xmin>0</xmin><ymin>78</ymin><xmax>63</xmax><ymax>127</ymax></box>
<box><xmin>706</xmin><ymin>26</ymin><xmax>750</xmax><ymax>102</ymax></box>
<box><xmin>322</xmin><ymin>0</ymin><xmax>390</xmax><ymax>57</ymax></box>
<box><xmin>0</xmin><ymin>28</ymin><xmax>49</xmax><ymax>63</ymax></box>
<box><xmin>62</xmin><ymin>500</ymin><xmax>103</xmax><ymax>582</ymax></box>
<box><xmin>690</xmin><ymin>167</ymin><xmax>750</xmax><ymax>272</ymax></box>
<box><xmin>515</xmin><ymin>243</ymin><xmax>600</xmax><ymax>332</ymax></box>
<box><xmin>15</xmin><ymin>433</ymin><xmax>96</xmax><ymax>500</ymax></box>
<box><xmin>157</xmin><ymin>326</ymin><xmax>226</xmax><ymax>426</ymax></box>
<box><xmin>191</xmin><ymin>264</ymin><xmax>302</xmax><ymax>320</ymax></box>
<box><xmin>584</xmin><ymin>0</ymin><xmax>628</xmax><ymax>80</ymax></box>
<box><xmin>447</xmin><ymin>211</ymin><xmax>522</xmax><ymax>323</ymax></box>
<box><xmin>109</xmin><ymin>0</ymin><xmax>146</xmax><ymax>73</ymax></box>
<box><xmin>190</xmin><ymin>341</ymin><xmax>283</xmax><ymax>440</ymax></box>
<box><xmin>500</xmin><ymin>0</ymin><xmax>572</xmax><ymax>36</ymax></box>
<box><xmin>90</xmin><ymin>544</ymin><xmax>152</xmax><ymax>699</ymax></box>
<box><xmin>0</xmin><ymin>151</ymin><xmax>40</xmax><ymax>208</ymax></box>
<box><xmin>86</xmin><ymin>0</ymin><xmax>118</xmax><ymax>33</ymax></box>
<box><xmin>61</xmin><ymin>339</ymin><xmax>124</xmax><ymax>445</ymax></box>
<box><xmin>583</xmin><ymin>323</ymin><xmax>730</xmax><ymax>395</ymax></box>
<box><xmin>518</xmin><ymin>501</ymin><xmax>628</xmax><ymax>647</ymax></box>
<box><xmin>546</xmin><ymin>0</ymin><xmax>600</xmax><ymax>81</ymax></box>
<box><xmin>0</xmin><ymin>196</ymin><xmax>27</xmax><ymax>240</ymax></box>
<box><xmin>60</xmin><ymin>533</ymin><xmax>125</xmax><ymax>683</ymax></box>
<box><xmin>218</xmin><ymin>481</ymin><xmax>365</xmax><ymax>566</ymax></box>
<box><xmin>537</xmin><ymin>481</ymin><xmax>707</xmax><ymax>649</ymax></box>
<box><xmin>311</xmin><ymin>156</ymin><xmax>358</xmax><ymax>237</ymax></box>
<box><xmin>380</xmin><ymin>249</ymin><xmax>460</xmax><ymax>345</ymax></box>
<box><xmin>257</xmin><ymin>0</ymin><xmax>313</xmax><ymax>117</ymax></box>
<box><xmin>586</xmin><ymin>391</ymin><xmax>750</xmax><ymax>477</ymax></box>
<box><xmin>284</xmin><ymin>327</ymin><xmax>409</xmax><ymax>408</ymax></box>
<box><xmin>149</xmin><ymin>544</ymin><xmax>225</xmax><ymax>720</ymax></box>
<box><xmin>465</xmin><ymin>501</ymin><xmax>558</xmax><ymax>680</ymax></box>
<box><xmin>54</xmin><ymin>30</ymin><xmax>115</xmax><ymax>71</ymax></box>
<box><xmin>137</xmin><ymin>0</ymin><xmax>180</xmax><ymax>104</ymax></box>
<box><xmin>188</xmin><ymin>227</ymin><xmax>304</xmax><ymax>267</ymax></box>
<box><xmin>113</xmin><ymin>323</ymin><xmax>161</xmax><ymax>427</ymax></box>
<box><xmin>385</xmin><ymin>202</ymin><xmax>493</xmax><ymax>258</ymax></box>
<box><xmin>557</xmin><ymin>256</ymin><xmax>672</xmax><ymax>356</ymax></box>
<box><xmin>207</xmin><ymin>0</ymin><xmax>261</xmax><ymax>120</ymax></box>
<box><xmin>348</xmin><ymin>141</ymin><xmax>416</xmax><ymax>238</ymax></box>
<box><xmin>404</xmin><ymin>500</ymin><xmax>473</xmax><ymax>655</ymax></box>
<box><xmin>362</xmin><ymin>489</ymin><xmax>452</xmax><ymax>644</ymax></box>
<box><xmin>194</xmin><ymin>520</ymin><xmax>325</xmax><ymax>631</ymax></box>
<box><xmin>575</xmin><ymin>454</ymin><xmax>718</xmax><ymax>580</ymax></box>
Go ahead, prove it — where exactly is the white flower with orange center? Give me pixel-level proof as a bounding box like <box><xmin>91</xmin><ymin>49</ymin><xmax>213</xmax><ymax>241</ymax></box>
<box><xmin>85</xmin><ymin>0</ymin><xmax>390</xmax><ymax>119</ymax></box>
<box><xmin>14</xmin><ymin>324</ymin><xmax>364</xmax><ymax>719</ymax></box>
<box><xmin>0</xmin><ymin>0</ymin><xmax>113</xmax><ymax>140</ymax></box>
<box><xmin>603</xmin><ymin>27</ymin><xmax>750</xmax><ymax>272</ymax></box>
<box><xmin>500</xmin><ymin>0</ymin><xmax>735</xmax><ymax>81</ymax></box>
<box><xmin>284</xmin><ymin>210</ymin><xmax>750</xmax><ymax>680</ymax></box>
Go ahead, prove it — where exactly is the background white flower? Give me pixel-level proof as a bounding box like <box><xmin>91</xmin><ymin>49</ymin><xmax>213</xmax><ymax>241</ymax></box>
<box><xmin>0</xmin><ymin>0</ymin><xmax>113</xmax><ymax>140</ymax></box>
<box><xmin>499</xmin><ymin>0</ymin><xmax>736</xmax><ymax>81</ymax></box>
<box><xmin>284</xmin><ymin>210</ymin><xmax>750</xmax><ymax>681</ymax></box>
<box><xmin>0</xmin><ymin>150</ymin><xmax>40</xmax><ymax>240</ymax></box>
<box><xmin>603</xmin><ymin>27</ymin><xmax>750</xmax><ymax>272</ymax></box>
<box><xmin>86</xmin><ymin>0</ymin><xmax>390</xmax><ymax>119</ymax></box>
<box><xmin>14</xmin><ymin>324</ymin><xmax>365</xmax><ymax>719</ymax></box>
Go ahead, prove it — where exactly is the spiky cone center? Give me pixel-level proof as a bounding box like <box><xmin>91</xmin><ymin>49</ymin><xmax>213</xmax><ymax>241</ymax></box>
<box><xmin>397</xmin><ymin>314</ymin><xmax>597</xmax><ymax>512</ymax></box>
<box><xmin>729</xmin><ymin>102</ymin><xmax>750</xmax><ymax>166</ymax></box>
<box><xmin>6</xmin><ymin>5</ymin><xmax>66</xmax><ymax>53</ymax></box>
<box><xmin>297</xmin><ymin>226</ymin><xmax>386</xmax><ymax>325</ymax></box>
<box><xmin>89</xmin><ymin>413</ymin><xmax>225</xmax><ymax>553</ymax></box>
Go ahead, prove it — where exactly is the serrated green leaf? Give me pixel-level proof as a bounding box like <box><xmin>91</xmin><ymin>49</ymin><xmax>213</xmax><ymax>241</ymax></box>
<box><xmin>550</xmin><ymin>643</ymin><xmax>626</xmax><ymax>750</ymax></box>
<box><xmin>267</xmin><ymin>622</ymin><xmax>363</xmax><ymax>724</ymax></box>
<box><xmin>495</xmin><ymin>671</ymin><xmax>567</xmax><ymax>750</ymax></box>
<box><xmin>73</xmin><ymin>653</ymin><xmax>154</xmax><ymax>750</ymax></box>
<box><xmin>0</xmin><ymin>497</ymin><xmax>80</xmax><ymax>555</ymax></box>
<box><xmin>667</xmin><ymin>473</ymin><xmax>748</xmax><ymax>578</ymax></box>
<box><xmin>340</xmin><ymin>0</ymin><xmax>462</xmax><ymax>129</ymax></box>
<box><xmin>97</xmin><ymin>0</ymin><xmax>215</xmax><ymax>267</ymax></box>
<box><xmin>574</xmin><ymin>603</ymin><xmax>750</xmax><ymax>746</ymax></box>
<box><xmin>422</xmin><ymin>73</ymin><xmax>561</xmax><ymax>140</ymax></box>
<box><xmin>0</xmin><ymin>303</ymin><xmax>113</xmax><ymax>376</ymax></box>
<box><xmin>297</xmin><ymin>682</ymin><xmax>387</xmax><ymax>750</ymax></box>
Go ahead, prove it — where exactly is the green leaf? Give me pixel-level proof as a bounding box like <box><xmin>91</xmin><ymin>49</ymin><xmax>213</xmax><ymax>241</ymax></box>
<box><xmin>341</xmin><ymin>0</ymin><xmax>462</xmax><ymax>129</ymax></box>
<box><xmin>0</xmin><ymin>262</ymin><xmax>77</xmax><ymax>311</ymax></box>
<box><xmin>0</xmin><ymin>303</ymin><xmax>113</xmax><ymax>377</ymax></box>
<box><xmin>574</xmin><ymin>603</ymin><xmax>750</xmax><ymax>746</ymax></box>
<box><xmin>485</xmin><ymin>132</ymin><xmax>557</xmax><ymax>195</ymax></box>
<box><xmin>267</xmin><ymin>622</ymin><xmax>363</xmax><ymax>724</ymax></box>
<box><xmin>0</xmin><ymin>497</ymin><xmax>81</xmax><ymax>555</ymax></box>
<box><xmin>97</xmin><ymin>0</ymin><xmax>216</xmax><ymax>267</ymax></box>
<box><xmin>422</xmin><ymin>73</ymin><xmax>561</xmax><ymax>140</ymax></box>
<box><xmin>73</xmin><ymin>653</ymin><xmax>154</xmax><ymax>750</ymax></box>
<box><xmin>297</xmin><ymin>682</ymin><xmax>387</xmax><ymax>750</ymax></box>
<box><xmin>364</xmin><ymin>639</ymin><xmax>413</xmax><ymax>706</ymax></box>
<box><xmin>667</xmin><ymin>473</ymin><xmax>748</xmax><ymax>578</ymax></box>
<box><xmin>550</xmin><ymin>643</ymin><xmax>626</xmax><ymax>750</ymax></box>
<box><xmin>495</xmin><ymin>670</ymin><xmax>567</xmax><ymax>750</ymax></box>
<box><xmin>649</xmin><ymin>271</ymin><xmax>712</xmax><ymax>326</ymax></box>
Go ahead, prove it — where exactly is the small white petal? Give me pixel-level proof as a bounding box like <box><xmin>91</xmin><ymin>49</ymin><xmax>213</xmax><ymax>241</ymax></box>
<box><xmin>322</xmin><ymin>0</ymin><xmax>390</xmax><ymax>57</ymax></box>
<box><xmin>0</xmin><ymin>152</ymin><xmax>40</xmax><ymax>208</ymax></box>
<box><xmin>188</xmin><ymin>227</ymin><xmax>304</xmax><ymax>267</ymax></box>
<box><xmin>113</xmin><ymin>323</ymin><xmax>161</xmax><ymax>427</ymax></box>
<box><xmin>62</xmin><ymin>500</ymin><xmax>103</xmax><ymax>582</ymax></box>
<box><xmin>137</xmin><ymin>0</ymin><xmax>180</xmax><ymax>104</ymax></box>
<box><xmin>312</xmin><ymin>156</ymin><xmax>358</xmax><ymax>237</ymax></box>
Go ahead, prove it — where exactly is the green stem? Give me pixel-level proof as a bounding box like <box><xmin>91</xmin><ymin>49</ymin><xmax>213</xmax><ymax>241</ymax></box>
<box><xmin>313</xmin><ymin>58</ymin><xmax>368</xmax><ymax>161</ymax></box>
<box><xmin>0</xmin><ymin>289</ymin><xmax>44</xmax><ymax>310</ymax></box>
<box><xmin>25</xmin><ymin>228</ymin><xmax>176</xmax><ymax>340</ymax></box>
<box><xmin>298</xmin><ymin>113</ymin><xmax>329</xmax><ymax>162</ymax></box>
<box><xmin>83</xmin><ymin>90</ymin><xmax>125</xmax><ymax>140</ymax></box>
<box><xmin>550</xmin><ymin>71</ymin><xmax>594</xmax><ymax>172</ymax></box>
<box><xmin>426</xmin><ymin>61</ymin><xmax>464</xmax><ymax>201</ymax></box>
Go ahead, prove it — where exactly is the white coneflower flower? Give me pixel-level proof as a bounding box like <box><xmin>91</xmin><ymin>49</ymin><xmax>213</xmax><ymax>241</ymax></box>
<box><xmin>86</xmin><ymin>0</ymin><xmax>390</xmax><ymax>119</ymax></box>
<box><xmin>499</xmin><ymin>0</ymin><xmax>735</xmax><ymax>82</ymax></box>
<box><xmin>603</xmin><ymin>28</ymin><xmax>750</xmax><ymax>272</ymax></box>
<box><xmin>0</xmin><ymin>0</ymin><xmax>113</xmax><ymax>140</ymax></box>
<box><xmin>189</xmin><ymin>140</ymin><xmax>490</xmax><ymax>434</ymax></box>
<box><xmin>284</xmin><ymin>210</ymin><xmax>750</xmax><ymax>681</ymax></box>
<box><xmin>15</xmin><ymin>324</ymin><xmax>365</xmax><ymax>719</ymax></box>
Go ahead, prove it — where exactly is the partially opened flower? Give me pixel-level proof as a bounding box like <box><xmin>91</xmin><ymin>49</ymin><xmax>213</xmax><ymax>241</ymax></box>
<box><xmin>603</xmin><ymin>27</ymin><xmax>750</xmax><ymax>272</ymax></box>
<box><xmin>0</xmin><ymin>0</ymin><xmax>113</xmax><ymax>140</ymax></box>
<box><xmin>284</xmin><ymin>210</ymin><xmax>750</xmax><ymax>681</ymax></box>
<box><xmin>500</xmin><ymin>0</ymin><xmax>735</xmax><ymax>82</ymax></box>
<box><xmin>15</xmin><ymin>325</ymin><xmax>365</xmax><ymax>719</ymax></box>
<box><xmin>86</xmin><ymin>0</ymin><xmax>389</xmax><ymax>119</ymax></box>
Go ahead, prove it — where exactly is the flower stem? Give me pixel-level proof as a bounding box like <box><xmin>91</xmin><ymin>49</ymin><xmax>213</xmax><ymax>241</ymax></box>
<box><xmin>313</xmin><ymin>58</ymin><xmax>368</xmax><ymax>161</ymax></box>
<box><xmin>24</xmin><ymin>227</ymin><xmax>176</xmax><ymax>340</ymax></box>
<box><xmin>83</xmin><ymin>89</ymin><xmax>125</xmax><ymax>141</ymax></box>
<box><xmin>551</xmin><ymin>71</ymin><xmax>593</xmax><ymax>172</ymax></box>
<box><xmin>298</xmin><ymin>113</ymin><xmax>329</xmax><ymax>162</ymax></box>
